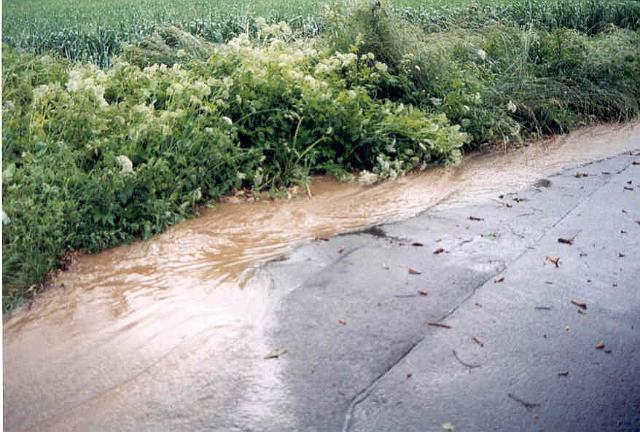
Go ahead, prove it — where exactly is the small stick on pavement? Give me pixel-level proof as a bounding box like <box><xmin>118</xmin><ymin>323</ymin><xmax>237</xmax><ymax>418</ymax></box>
<box><xmin>472</xmin><ymin>336</ymin><xmax>485</xmax><ymax>347</ymax></box>
<box><xmin>264</xmin><ymin>348</ymin><xmax>288</xmax><ymax>360</ymax></box>
<box><xmin>427</xmin><ymin>322</ymin><xmax>452</xmax><ymax>329</ymax></box>
<box><xmin>452</xmin><ymin>349</ymin><xmax>481</xmax><ymax>369</ymax></box>
<box><xmin>535</xmin><ymin>306</ymin><xmax>552</xmax><ymax>310</ymax></box>
<box><xmin>508</xmin><ymin>393</ymin><xmax>540</xmax><ymax>410</ymax></box>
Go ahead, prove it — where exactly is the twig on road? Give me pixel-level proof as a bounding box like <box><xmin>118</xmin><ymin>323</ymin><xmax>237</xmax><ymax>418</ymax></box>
<box><xmin>508</xmin><ymin>393</ymin><xmax>540</xmax><ymax>410</ymax></box>
<box><xmin>452</xmin><ymin>349</ymin><xmax>482</xmax><ymax>369</ymax></box>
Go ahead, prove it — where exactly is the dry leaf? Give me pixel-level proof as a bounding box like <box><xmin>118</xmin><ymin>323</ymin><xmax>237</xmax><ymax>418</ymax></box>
<box><xmin>433</xmin><ymin>247</ymin><xmax>445</xmax><ymax>255</ymax></box>
<box><xmin>408</xmin><ymin>268</ymin><xmax>421</xmax><ymax>275</ymax></box>
<box><xmin>418</xmin><ymin>289</ymin><xmax>428</xmax><ymax>296</ymax></box>
<box><xmin>570</xmin><ymin>300</ymin><xmax>587</xmax><ymax>310</ymax></box>
<box><xmin>494</xmin><ymin>275</ymin><xmax>505</xmax><ymax>283</ymax></box>
<box><xmin>338</xmin><ymin>319</ymin><xmax>347</xmax><ymax>325</ymax></box>
<box><xmin>595</xmin><ymin>341</ymin><xmax>605</xmax><ymax>350</ymax></box>
<box><xmin>545</xmin><ymin>256</ymin><xmax>561</xmax><ymax>267</ymax></box>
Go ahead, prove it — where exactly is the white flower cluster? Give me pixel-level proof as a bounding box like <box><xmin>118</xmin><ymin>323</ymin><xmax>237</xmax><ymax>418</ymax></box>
<box><xmin>360</xmin><ymin>52</ymin><xmax>376</xmax><ymax>61</ymax></box>
<box><xmin>374</xmin><ymin>61</ymin><xmax>388</xmax><ymax>73</ymax></box>
<box><xmin>374</xmin><ymin>154</ymin><xmax>403</xmax><ymax>180</ymax></box>
<box><xmin>66</xmin><ymin>67</ymin><xmax>108</xmax><ymax>108</ymax></box>
<box><xmin>227</xmin><ymin>33</ymin><xmax>251</xmax><ymax>51</ymax></box>
<box><xmin>116</xmin><ymin>155</ymin><xmax>134</xmax><ymax>174</ymax></box>
<box><xmin>255</xmin><ymin>17</ymin><xmax>292</xmax><ymax>40</ymax></box>
<box><xmin>32</xmin><ymin>84</ymin><xmax>53</xmax><ymax>103</ymax></box>
<box><xmin>358</xmin><ymin>170</ymin><xmax>379</xmax><ymax>186</ymax></box>
<box><xmin>334</xmin><ymin>52</ymin><xmax>358</xmax><ymax>66</ymax></box>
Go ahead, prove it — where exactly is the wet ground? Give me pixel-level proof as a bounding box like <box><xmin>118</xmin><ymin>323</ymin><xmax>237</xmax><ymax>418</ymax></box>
<box><xmin>3</xmin><ymin>122</ymin><xmax>640</xmax><ymax>431</ymax></box>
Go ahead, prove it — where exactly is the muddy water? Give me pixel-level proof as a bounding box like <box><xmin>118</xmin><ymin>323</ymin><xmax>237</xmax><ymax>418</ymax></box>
<box><xmin>4</xmin><ymin>122</ymin><xmax>640</xmax><ymax>431</ymax></box>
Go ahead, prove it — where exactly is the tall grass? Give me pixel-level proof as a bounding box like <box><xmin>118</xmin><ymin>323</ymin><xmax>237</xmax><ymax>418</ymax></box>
<box><xmin>326</xmin><ymin>0</ymin><xmax>640</xmax><ymax>143</ymax></box>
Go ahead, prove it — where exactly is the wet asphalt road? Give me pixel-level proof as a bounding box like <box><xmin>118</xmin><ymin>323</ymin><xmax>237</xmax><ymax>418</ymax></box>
<box><xmin>258</xmin><ymin>150</ymin><xmax>640</xmax><ymax>432</ymax></box>
<box><xmin>5</xmin><ymin>150</ymin><xmax>639</xmax><ymax>432</ymax></box>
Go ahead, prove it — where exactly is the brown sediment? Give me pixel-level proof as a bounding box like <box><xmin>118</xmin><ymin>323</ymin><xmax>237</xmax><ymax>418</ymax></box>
<box><xmin>3</xmin><ymin>121</ymin><xmax>639</xmax><ymax>431</ymax></box>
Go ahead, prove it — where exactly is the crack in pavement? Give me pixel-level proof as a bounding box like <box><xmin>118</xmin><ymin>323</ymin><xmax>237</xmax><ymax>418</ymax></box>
<box><xmin>340</xmin><ymin>268</ymin><xmax>499</xmax><ymax>432</ymax></box>
<box><xmin>340</xmin><ymin>156</ymin><xmax>635</xmax><ymax>432</ymax></box>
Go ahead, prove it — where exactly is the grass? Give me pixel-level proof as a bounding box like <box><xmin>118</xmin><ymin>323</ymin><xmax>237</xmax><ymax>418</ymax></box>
<box><xmin>2</xmin><ymin>0</ymin><xmax>640</xmax><ymax>312</ymax></box>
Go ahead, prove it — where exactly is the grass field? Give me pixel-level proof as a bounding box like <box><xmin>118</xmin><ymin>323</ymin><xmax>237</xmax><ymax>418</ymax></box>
<box><xmin>3</xmin><ymin>0</ymin><xmax>640</xmax><ymax>312</ymax></box>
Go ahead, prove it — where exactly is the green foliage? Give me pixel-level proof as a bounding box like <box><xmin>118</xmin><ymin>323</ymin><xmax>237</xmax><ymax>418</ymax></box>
<box><xmin>2</xmin><ymin>32</ymin><xmax>466</xmax><ymax>310</ymax></box>
<box><xmin>325</xmin><ymin>1</ymin><xmax>640</xmax><ymax>144</ymax></box>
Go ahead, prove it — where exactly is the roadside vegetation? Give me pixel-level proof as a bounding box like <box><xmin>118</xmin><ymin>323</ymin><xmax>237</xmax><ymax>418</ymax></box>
<box><xmin>3</xmin><ymin>0</ymin><xmax>640</xmax><ymax>312</ymax></box>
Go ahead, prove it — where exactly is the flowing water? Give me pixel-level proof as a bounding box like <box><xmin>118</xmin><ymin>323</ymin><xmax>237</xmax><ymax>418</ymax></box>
<box><xmin>4</xmin><ymin>121</ymin><xmax>640</xmax><ymax>431</ymax></box>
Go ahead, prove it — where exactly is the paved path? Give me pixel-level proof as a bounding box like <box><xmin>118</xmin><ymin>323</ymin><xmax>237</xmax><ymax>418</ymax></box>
<box><xmin>259</xmin><ymin>150</ymin><xmax>640</xmax><ymax>431</ymax></box>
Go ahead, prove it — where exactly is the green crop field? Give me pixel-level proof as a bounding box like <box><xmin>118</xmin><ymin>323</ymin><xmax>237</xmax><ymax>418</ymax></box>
<box><xmin>3</xmin><ymin>0</ymin><xmax>640</xmax><ymax>312</ymax></box>
<box><xmin>4</xmin><ymin>0</ymin><xmax>639</xmax><ymax>65</ymax></box>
